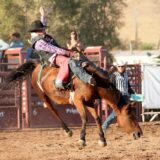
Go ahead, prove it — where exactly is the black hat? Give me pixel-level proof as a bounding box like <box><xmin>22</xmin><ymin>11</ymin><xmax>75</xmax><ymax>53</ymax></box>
<box><xmin>29</xmin><ymin>20</ymin><xmax>48</xmax><ymax>32</ymax></box>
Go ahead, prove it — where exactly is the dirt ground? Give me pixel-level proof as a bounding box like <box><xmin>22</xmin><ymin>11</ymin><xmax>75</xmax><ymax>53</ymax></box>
<box><xmin>0</xmin><ymin>122</ymin><xmax>160</xmax><ymax>160</ymax></box>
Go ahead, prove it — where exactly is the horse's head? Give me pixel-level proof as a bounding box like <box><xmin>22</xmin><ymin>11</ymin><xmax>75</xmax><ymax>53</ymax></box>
<box><xmin>116</xmin><ymin>101</ymin><xmax>143</xmax><ymax>139</ymax></box>
<box><xmin>75</xmin><ymin>63</ymin><xmax>143</xmax><ymax>140</ymax></box>
<box><xmin>98</xmin><ymin>84</ymin><xmax>143</xmax><ymax>140</ymax></box>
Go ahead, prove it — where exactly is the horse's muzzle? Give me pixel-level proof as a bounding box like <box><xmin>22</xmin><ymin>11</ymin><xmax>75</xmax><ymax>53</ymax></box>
<box><xmin>133</xmin><ymin>131</ymin><xmax>142</xmax><ymax>139</ymax></box>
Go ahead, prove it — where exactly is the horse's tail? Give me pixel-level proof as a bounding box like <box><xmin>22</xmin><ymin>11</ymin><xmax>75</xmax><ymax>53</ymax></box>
<box><xmin>6</xmin><ymin>60</ymin><xmax>37</xmax><ymax>83</ymax></box>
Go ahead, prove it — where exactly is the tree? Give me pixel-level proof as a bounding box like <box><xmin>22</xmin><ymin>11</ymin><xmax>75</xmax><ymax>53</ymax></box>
<box><xmin>44</xmin><ymin>0</ymin><xmax>126</xmax><ymax>50</ymax></box>
<box><xmin>0</xmin><ymin>0</ymin><xmax>36</xmax><ymax>45</ymax></box>
<box><xmin>0</xmin><ymin>0</ymin><xmax>126</xmax><ymax>50</ymax></box>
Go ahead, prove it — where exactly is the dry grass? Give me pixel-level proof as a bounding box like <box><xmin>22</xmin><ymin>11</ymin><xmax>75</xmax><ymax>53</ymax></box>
<box><xmin>119</xmin><ymin>0</ymin><xmax>160</xmax><ymax>46</ymax></box>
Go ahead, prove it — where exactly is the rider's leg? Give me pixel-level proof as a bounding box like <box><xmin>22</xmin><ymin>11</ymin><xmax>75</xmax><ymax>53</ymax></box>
<box><xmin>80</xmin><ymin>53</ymin><xmax>109</xmax><ymax>80</ymax></box>
<box><xmin>68</xmin><ymin>59</ymin><xmax>96</xmax><ymax>86</ymax></box>
<box><xmin>54</xmin><ymin>55</ymin><xmax>69</xmax><ymax>89</ymax></box>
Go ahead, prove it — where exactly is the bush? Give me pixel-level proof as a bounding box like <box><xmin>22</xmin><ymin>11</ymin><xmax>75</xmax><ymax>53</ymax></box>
<box><xmin>140</xmin><ymin>43</ymin><xmax>155</xmax><ymax>50</ymax></box>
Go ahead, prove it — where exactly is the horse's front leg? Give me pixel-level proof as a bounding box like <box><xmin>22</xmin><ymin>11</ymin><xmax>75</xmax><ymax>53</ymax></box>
<box><xmin>44</xmin><ymin>96</ymin><xmax>73</xmax><ymax>137</ymax></box>
<box><xmin>87</xmin><ymin>106</ymin><xmax>107</xmax><ymax>147</ymax></box>
<box><xmin>74</xmin><ymin>100</ymin><xmax>87</xmax><ymax>147</ymax></box>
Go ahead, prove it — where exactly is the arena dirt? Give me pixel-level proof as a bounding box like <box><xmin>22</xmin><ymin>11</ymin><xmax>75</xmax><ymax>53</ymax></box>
<box><xmin>0</xmin><ymin>122</ymin><xmax>160</xmax><ymax>160</ymax></box>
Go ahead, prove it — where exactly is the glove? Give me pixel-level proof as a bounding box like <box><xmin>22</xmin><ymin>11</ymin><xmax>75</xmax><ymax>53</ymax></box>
<box><xmin>69</xmin><ymin>51</ymin><xmax>80</xmax><ymax>60</ymax></box>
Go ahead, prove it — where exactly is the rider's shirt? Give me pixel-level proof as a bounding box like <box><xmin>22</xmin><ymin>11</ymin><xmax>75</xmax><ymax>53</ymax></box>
<box><xmin>31</xmin><ymin>15</ymin><xmax>67</xmax><ymax>64</ymax></box>
<box><xmin>34</xmin><ymin>38</ymin><xmax>66</xmax><ymax>64</ymax></box>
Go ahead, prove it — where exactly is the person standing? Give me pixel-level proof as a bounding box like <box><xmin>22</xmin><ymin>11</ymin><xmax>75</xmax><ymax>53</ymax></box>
<box><xmin>0</xmin><ymin>39</ymin><xmax>9</xmax><ymax>52</ymax></box>
<box><xmin>9</xmin><ymin>32</ymin><xmax>24</xmax><ymax>48</ymax></box>
<box><xmin>0</xmin><ymin>38</ymin><xmax>9</xmax><ymax>67</ymax></box>
<box><xmin>66</xmin><ymin>30</ymin><xmax>83</xmax><ymax>52</ymax></box>
<box><xmin>102</xmin><ymin>60</ymin><xmax>135</xmax><ymax>133</ymax></box>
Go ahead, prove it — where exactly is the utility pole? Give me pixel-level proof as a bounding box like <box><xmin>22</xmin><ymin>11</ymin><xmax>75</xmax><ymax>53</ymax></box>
<box><xmin>134</xmin><ymin>8</ymin><xmax>139</xmax><ymax>49</ymax></box>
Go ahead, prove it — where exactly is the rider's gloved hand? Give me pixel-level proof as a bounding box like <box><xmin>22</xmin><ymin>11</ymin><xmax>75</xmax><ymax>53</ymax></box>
<box><xmin>66</xmin><ymin>51</ymin><xmax>80</xmax><ymax>60</ymax></box>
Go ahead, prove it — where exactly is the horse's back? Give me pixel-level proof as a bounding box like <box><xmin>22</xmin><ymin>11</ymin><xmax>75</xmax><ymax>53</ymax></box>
<box><xmin>32</xmin><ymin>64</ymin><xmax>58</xmax><ymax>81</ymax></box>
<box><xmin>32</xmin><ymin>63</ymin><xmax>95</xmax><ymax>103</ymax></box>
<box><xmin>32</xmin><ymin>64</ymin><xmax>60</xmax><ymax>94</ymax></box>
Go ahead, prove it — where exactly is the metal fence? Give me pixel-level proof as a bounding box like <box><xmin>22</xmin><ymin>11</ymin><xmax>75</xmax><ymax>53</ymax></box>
<box><xmin>0</xmin><ymin>47</ymin><xmax>143</xmax><ymax>129</ymax></box>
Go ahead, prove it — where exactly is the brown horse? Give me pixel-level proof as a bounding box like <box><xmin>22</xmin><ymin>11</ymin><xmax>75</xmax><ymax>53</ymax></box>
<box><xmin>6</xmin><ymin>60</ymin><xmax>142</xmax><ymax>147</ymax></box>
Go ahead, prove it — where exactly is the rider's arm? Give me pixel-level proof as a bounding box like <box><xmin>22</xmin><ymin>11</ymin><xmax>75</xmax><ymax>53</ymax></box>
<box><xmin>40</xmin><ymin>6</ymin><xmax>46</xmax><ymax>26</ymax></box>
<box><xmin>40</xmin><ymin>15</ymin><xmax>46</xmax><ymax>26</ymax></box>
<box><xmin>34</xmin><ymin>39</ymin><xmax>68</xmax><ymax>56</ymax></box>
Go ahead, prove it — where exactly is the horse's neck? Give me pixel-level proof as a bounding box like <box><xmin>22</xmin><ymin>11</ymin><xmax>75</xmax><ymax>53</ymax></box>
<box><xmin>97</xmin><ymin>84</ymin><xmax>124</xmax><ymax>113</ymax></box>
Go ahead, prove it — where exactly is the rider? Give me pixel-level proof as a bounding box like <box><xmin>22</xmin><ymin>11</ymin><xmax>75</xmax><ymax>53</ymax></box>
<box><xmin>28</xmin><ymin>7</ymin><xmax>96</xmax><ymax>90</ymax></box>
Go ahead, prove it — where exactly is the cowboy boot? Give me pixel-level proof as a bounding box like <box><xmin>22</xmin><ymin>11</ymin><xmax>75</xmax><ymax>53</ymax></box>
<box><xmin>79</xmin><ymin>53</ymin><xmax>109</xmax><ymax>81</ymax></box>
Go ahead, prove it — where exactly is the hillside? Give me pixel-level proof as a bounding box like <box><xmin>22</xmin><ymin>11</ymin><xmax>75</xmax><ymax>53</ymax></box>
<box><xmin>119</xmin><ymin>0</ymin><xmax>160</xmax><ymax>47</ymax></box>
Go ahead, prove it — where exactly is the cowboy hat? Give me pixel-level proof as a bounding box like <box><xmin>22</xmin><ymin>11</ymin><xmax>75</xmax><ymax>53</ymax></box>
<box><xmin>114</xmin><ymin>60</ymin><xmax>128</xmax><ymax>67</ymax></box>
<box><xmin>29</xmin><ymin>20</ymin><xmax>48</xmax><ymax>32</ymax></box>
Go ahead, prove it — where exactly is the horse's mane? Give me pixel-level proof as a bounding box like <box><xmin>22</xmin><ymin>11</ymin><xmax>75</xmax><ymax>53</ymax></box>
<box><xmin>92</xmin><ymin>71</ymin><xmax>127</xmax><ymax>109</ymax></box>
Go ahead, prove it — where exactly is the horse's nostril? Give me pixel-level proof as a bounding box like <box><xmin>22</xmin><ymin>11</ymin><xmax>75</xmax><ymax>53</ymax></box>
<box><xmin>137</xmin><ymin>132</ymin><xmax>141</xmax><ymax>137</ymax></box>
<box><xmin>133</xmin><ymin>131</ymin><xmax>141</xmax><ymax>139</ymax></box>
<box><xmin>133</xmin><ymin>133</ymin><xmax>136</xmax><ymax>139</ymax></box>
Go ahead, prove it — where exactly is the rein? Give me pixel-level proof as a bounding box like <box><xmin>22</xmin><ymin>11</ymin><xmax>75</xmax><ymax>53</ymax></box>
<box><xmin>37</xmin><ymin>63</ymin><xmax>47</xmax><ymax>84</ymax></box>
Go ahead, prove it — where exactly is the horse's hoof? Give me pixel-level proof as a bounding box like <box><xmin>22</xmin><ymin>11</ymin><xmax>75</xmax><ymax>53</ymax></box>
<box><xmin>98</xmin><ymin>140</ymin><xmax>107</xmax><ymax>147</ymax></box>
<box><xmin>78</xmin><ymin>139</ymin><xmax>86</xmax><ymax>147</ymax></box>
<box><xmin>65</xmin><ymin>130</ymin><xmax>73</xmax><ymax>137</ymax></box>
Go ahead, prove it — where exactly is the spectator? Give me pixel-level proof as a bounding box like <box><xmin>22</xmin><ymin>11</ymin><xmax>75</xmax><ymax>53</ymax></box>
<box><xmin>0</xmin><ymin>39</ymin><xmax>9</xmax><ymax>51</ymax></box>
<box><xmin>0</xmin><ymin>38</ymin><xmax>9</xmax><ymax>59</ymax></box>
<box><xmin>102</xmin><ymin>60</ymin><xmax>135</xmax><ymax>134</ymax></box>
<box><xmin>66</xmin><ymin>30</ymin><xmax>109</xmax><ymax>82</ymax></box>
<box><xmin>9</xmin><ymin>32</ymin><xmax>24</xmax><ymax>48</ymax></box>
<box><xmin>66</xmin><ymin>30</ymin><xmax>83</xmax><ymax>52</ymax></box>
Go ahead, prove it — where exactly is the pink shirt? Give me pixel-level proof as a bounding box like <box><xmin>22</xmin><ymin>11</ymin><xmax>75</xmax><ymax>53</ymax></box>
<box><xmin>34</xmin><ymin>39</ymin><xmax>66</xmax><ymax>63</ymax></box>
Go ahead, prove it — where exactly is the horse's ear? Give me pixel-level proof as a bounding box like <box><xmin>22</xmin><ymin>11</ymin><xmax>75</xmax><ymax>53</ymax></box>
<box><xmin>123</xmin><ymin>101</ymin><xmax>135</xmax><ymax>110</ymax></box>
<box><xmin>123</xmin><ymin>103</ymin><xmax>130</xmax><ymax>110</ymax></box>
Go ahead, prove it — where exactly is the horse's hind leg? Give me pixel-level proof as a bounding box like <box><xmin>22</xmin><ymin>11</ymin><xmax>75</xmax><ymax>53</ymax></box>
<box><xmin>73</xmin><ymin>100</ymin><xmax>87</xmax><ymax>146</ymax></box>
<box><xmin>87</xmin><ymin>106</ymin><xmax>107</xmax><ymax>147</ymax></box>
